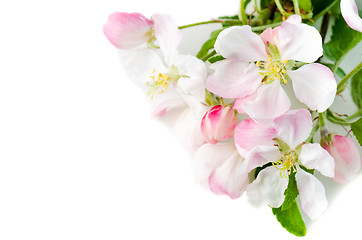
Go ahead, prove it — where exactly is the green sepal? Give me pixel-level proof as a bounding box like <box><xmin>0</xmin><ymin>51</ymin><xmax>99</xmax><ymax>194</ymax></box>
<box><xmin>208</xmin><ymin>55</ymin><xmax>226</xmax><ymax>64</ymax></box>
<box><xmin>274</xmin><ymin>138</ymin><xmax>291</xmax><ymax>154</ymax></box>
<box><xmin>267</xmin><ymin>43</ymin><xmax>280</xmax><ymax>61</ymax></box>
<box><xmin>351</xmin><ymin>69</ymin><xmax>362</xmax><ymax>109</ymax></box>
<box><xmin>272</xmin><ymin>201</ymin><xmax>307</xmax><ymax>237</ymax></box>
<box><xmin>351</xmin><ymin>118</ymin><xmax>362</xmax><ymax>146</ymax></box>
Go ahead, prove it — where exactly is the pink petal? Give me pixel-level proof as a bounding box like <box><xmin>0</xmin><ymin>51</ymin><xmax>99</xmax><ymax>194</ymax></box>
<box><xmin>246</xmin><ymin>166</ymin><xmax>289</xmax><ymax>208</ymax></box>
<box><xmin>243</xmin><ymin>145</ymin><xmax>282</xmax><ymax>173</ymax></box>
<box><xmin>103</xmin><ymin>12</ymin><xmax>153</xmax><ymax>49</ymax></box>
<box><xmin>341</xmin><ymin>0</ymin><xmax>362</xmax><ymax>32</ymax></box>
<box><xmin>276</xmin><ymin>15</ymin><xmax>323</xmax><ymax>62</ymax></box>
<box><xmin>240</xmin><ymin>80</ymin><xmax>291</xmax><ymax>121</ymax></box>
<box><xmin>288</xmin><ymin>63</ymin><xmax>337</xmax><ymax>112</ymax></box>
<box><xmin>215</xmin><ymin>26</ymin><xmax>268</xmax><ymax>62</ymax></box>
<box><xmin>152</xmin><ymin>14</ymin><xmax>182</xmax><ymax>63</ymax></box>
<box><xmin>323</xmin><ymin>135</ymin><xmax>361</xmax><ymax>183</ymax></box>
<box><xmin>234</xmin><ymin>118</ymin><xmax>277</xmax><ymax>157</ymax></box>
<box><xmin>205</xmin><ymin>59</ymin><xmax>261</xmax><ymax>98</ymax></box>
<box><xmin>295</xmin><ymin>166</ymin><xmax>328</xmax><ymax>220</ymax></box>
<box><xmin>259</xmin><ymin>27</ymin><xmax>279</xmax><ymax>47</ymax></box>
<box><xmin>299</xmin><ymin>144</ymin><xmax>335</xmax><ymax>178</ymax></box>
<box><xmin>274</xmin><ymin>109</ymin><xmax>313</xmax><ymax>149</ymax></box>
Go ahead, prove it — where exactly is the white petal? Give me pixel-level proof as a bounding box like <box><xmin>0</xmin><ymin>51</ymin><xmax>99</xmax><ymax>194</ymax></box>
<box><xmin>299</xmin><ymin>143</ymin><xmax>335</xmax><ymax>178</ymax></box>
<box><xmin>241</xmin><ymin>80</ymin><xmax>290</xmax><ymax>121</ymax></box>
<box><xmin>243</xmin><ymin>145</ymin><xmax>282</xmax><ymax>173</ymax></box>
<box><xmin>209</xmin><ymin>150</ymin><xmax>249</xmax><ymax>199</ymax></box>
<box><xmin>277</xmin><ymin>15</ymin><xmax>323</xmax><ymax>62</ymax></box>
<box><xmin>246</xmin><ymin>166</ymin><xmax>289</xmax><ymax>208</ymax></box>
<box><xmin>274</xmin><ymin>109</ymin><xmax>312</xmax><ymax>149</ymax></box>
<box><xmin>215</xmin><ymin>26</ymin><xmax>268</xmax><ymax>62</ymax></box>
<box><xmin>295</xmin><ymin>166</ymin><xmax>328</xmax><ymax>220</ymax></box>
<box><xmin>152</xmin><ymin>14</ymin><xmax>182</xmax><ymax>63</ymax></box>
<box><xmin>341</xmin><ymin>0</ymin><xmax>362</xmax><ymax>32</ymax></box>
<box><xmin>288</xmin><ymin>63</ymin><xmax>337</xmax><ymax>112</ymax></box>
<box><xmin>205</xmin><ymin>59</ymin><xmax>261</xmax><ymax>99</ymax></box>
<box><xmin>175</xmin><ymin>55</ymin><xmax>207</xmax><ymax>103</ymax></box>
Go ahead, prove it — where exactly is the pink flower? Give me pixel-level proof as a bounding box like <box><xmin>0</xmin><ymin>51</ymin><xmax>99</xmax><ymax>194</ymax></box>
<box><xmin>201</xmin><ymin>105</ymin><xmax>238</xmax><ymax>144</ymax></box>
<box><xmin>206</xmin><ymin>15</ymin><xmax>336</xmax><ymax>121</ymax></box>
<box><xmin>323</xmin><ymin>135</ymin><xmax>361</xmax><ymax>183</ymax></box>
<box><xmin>235</xmin><ymin>109</ymin><xmax>335</xmax><ymax>220</ymax></box>
<box><xmin>341</xmin><ymin>0</ymin><xmax>362</xmax><ymax>32</ymax></box>
<box><xmin>193</xmin><ymin>142</ymin><xmax>248</xmax><ymax>199</ymax></box>
<box><xmin>103</xmin><ymin>13</ymin><xmax>181</xmax><ymax>63</ymax></box>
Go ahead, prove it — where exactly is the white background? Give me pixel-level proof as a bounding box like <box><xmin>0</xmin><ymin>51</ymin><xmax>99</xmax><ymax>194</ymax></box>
<box><xmin>0</xmin><ymin>0</ymin><xmax>361</xmax><ymax>239</ymax></box>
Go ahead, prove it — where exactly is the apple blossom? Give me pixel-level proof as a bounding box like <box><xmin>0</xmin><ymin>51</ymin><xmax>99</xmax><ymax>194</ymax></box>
<box><xmin>206</xmin><ymin>15</ymin><xmax>337</xmax><ymax>121</ymax></box>
<box><xmin>201</xmin><ymin>105</ymin><xmax>238</xmax><ymax>144</ymax></box>
<box><xmin>323</xmin><ymin>134</ymin><xmax>362</xmax><ymax>183</ymax></box>
<box><xmin>193</xmin><ymin>142</ymin><xmax>248</xmax><ymax>199</ymax></box>
<box><xmin>236</xmin><ymin>109</ymin><xmax>335</xmax><ymax>220</ymax></box>
<box><xmin>340</xmin><ymin>0</ymin><xmax>362</xmax><ymax>32</ymax></box>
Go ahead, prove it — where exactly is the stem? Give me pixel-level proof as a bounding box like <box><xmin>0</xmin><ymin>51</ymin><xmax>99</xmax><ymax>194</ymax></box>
<box><xmin>292</xmin><ymin>0</ymin><xmax>300</xmax><ymax>15</ymax></box>
<box><xmin>326</xmin><ymin>109</ymin><xmax>353</xmax><ymax>126</ymax></box>
<box><xmin>345</xmin><ymin>110</ymin><xmax>362</xmax><ymax>121</ymax></box>
<box><xmin>319</xmin><ymin>112</ymin><xmax>326</xmax><ymax>127</ymax></box>
<box><xmin>332</xmin><ymin>56</ymin><xmax>345</xmax><ymax>74</ymax></box>
<box><xmin>306</xmin><ymin>123</ymin><xmax>320</xmax><ymax>143</ymax></box>
<box><xmin>337</xmin><ymin>61</ymin><xmax>362</xmax><ymax>92</ymax></box>
<box><xmin>178</xmin><ymin>20</ymin><xmax>223</xmax><ymax>29</ymax></box>
<box><xmin>251</xmin><ymin>21</ymin><xmax>283</xmax><ymax>31</ymax></box>
<box><xmin>275</xmin><ymin>0</ymin><xmax>288</xmax><ymax>16</ymax></box>
<box><xmin>312</xmin><ymin>0</ymin><xmax>339</xmax><ymax>22</ymax></box>
<box><xmin>239</xmin><ymin>0</ymin><xmax>248</xmax><ymax>25</ymax></box>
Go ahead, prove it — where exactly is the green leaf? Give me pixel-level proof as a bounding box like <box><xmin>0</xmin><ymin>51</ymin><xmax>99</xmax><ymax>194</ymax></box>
<box><xmin>281</xmin><ymin>172</ymin><xmax>299</xmax><ymax>211</ymax></box>
<box><xmin>323</xmin><ymin>14</ymin><xmax>362</xmax><ymax>63</ymax></box>
<box><xmin>298</xmin><ymin>0</ymin><xmax>312</xmax><ymax>12</ymax></box>
<box><xmin>272</xmin><ymin>201</ymin><xmax>307</xmax><ymax>237</ymax></box>
<box><xmin>311</xmin><ymin>0</ymin><xmax>338</xmax><ymax>16</ymax></box>
<box><xmin>254</xmin><ymin>163</ymin><xmax>272</xmax><ymax>179</ymax></box>
<box><xmin>207</xmin><ymin>55</ymin><xmax>225</xmax><ymax>64</ymax></box>
<box><xmin>351</xmin><ymin>69</ymin><xmax>362</xmax><ymax>109</ymax></box>
<box><xmin>351</xmin><ymin>118</ymin><xmax>362</xmax><ymax>146</ymax></box>
<box><xmin>196</xmin><ymin>28</ymin><xmax>225</xmax><ymax>60</ymax></box>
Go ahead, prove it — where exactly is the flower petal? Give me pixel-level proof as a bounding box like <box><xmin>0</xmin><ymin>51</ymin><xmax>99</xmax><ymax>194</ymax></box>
<box><xmin>152</xmin><ymin>14</ymin><xmax>182</xmax><ymax>63</ymax></box>
<box><xmin>234</xmin><ymin>118</ymin><xmax>277</xmax><ymax>157</ymax></box>
<box><xmin>215</xmin><ymin>26</ymin><xmax>268</xmax><ymax>62</ymax></box>
<box><xmin>295</xmin><ymin>166</ymin><xmax>328</xmax><ymax>220</ymax></box>
<box><xmin>241</xmin><ymin>80</ymin><xmax>291</xmax><ymax>121</ymax></box>
<box><xmin>205</xmin><ymin>59</ymin><xmax>261</xmax><ymax>98</ymax></box>
<box><xmin>103</xmin><ymin>12</ymin><xmax>153</xmax><ymax>49</ymax></box>
<box><xmin>299</xmin><ymin>143</ymin><xmax>335</xmax><ymax>178</ymax></box>
<box><xmin>246</xmin><ymin>166</ymin><xmax>289</xmax><ymax>208</ymax></box>
<box><xmin>274</xmin><ymin>109</ymin><xmax>312</xmax><ymax>149</ymax></box>
<box><xmin>209</xmin><ymin>150</ymin><xmax>249</xmax><ymax>199</ymax></box>
<box><xmin>277</xmin><ymin>15</ymin><xmax>323</xmax><ymax>62</ymax></box>
<box><xmin>288</xmin><ymin>63</ymin><xmax>337</xmax><ymax>112</ymax></box>
<box><xmin>341</xmin><ymin>0</ymin><xmax>362</xmax><ymax>32</ymax></box>
<box><xmin>323</xmin><ymin>135</ymin><xmax>362</xmax><ymax>183</ymax></box>
<box><xmin>243</xmin><ymin>145</ymin><xmax>282</xmax><ymax>173</ymax></box>
<box><xmin>175</xmin><ymin>55</ymin><xmax>207</xmax><ymax>102</ymax></box>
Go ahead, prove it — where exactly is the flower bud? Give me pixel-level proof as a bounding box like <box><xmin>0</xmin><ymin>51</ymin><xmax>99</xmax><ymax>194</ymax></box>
<box><xmin>201</xmin><ymin>105</ymin><xmax>238</xmax><ymax>144</ymax></box>
<box><xmin>323</xmin><ymin>135</ymin><xmax>361</xmax><ymax>183</ymax></box>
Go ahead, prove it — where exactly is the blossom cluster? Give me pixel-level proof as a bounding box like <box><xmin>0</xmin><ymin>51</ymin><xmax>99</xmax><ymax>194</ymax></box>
<box><xmin>104</xmin><ymin>0</ymin><xmax>362</xmax><ymax>236</ymax></box>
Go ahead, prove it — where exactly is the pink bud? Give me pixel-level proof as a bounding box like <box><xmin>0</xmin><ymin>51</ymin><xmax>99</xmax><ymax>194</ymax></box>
<box><xmin>103</xmin><ymin>12</ymin><xmax>154</xmax><ymax>49</ymax></box>
<box><xmin>201</xmin><ymin>105</ymin><xmax>238</xmax><ymax>144</ymax></box>
<box><xmin>323</xmin><ymin>135</ymin><xmax>361</xmax><ymax>183</ymax></box>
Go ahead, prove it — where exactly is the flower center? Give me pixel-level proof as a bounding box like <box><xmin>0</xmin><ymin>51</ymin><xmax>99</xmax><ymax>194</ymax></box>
<box><xmin>256</xmin><ymin>55</ymin><xmax>290</xmax><ymax>85</ymax></box>
<box><xmin>147</xmin><ymin>65</ymin><xmax>180</xmax><ymax>99</ymax></box>
<box><xmin>273</xmin><ymin>151</ymin><xmax>298</xmax><ymax>178</ymax></box>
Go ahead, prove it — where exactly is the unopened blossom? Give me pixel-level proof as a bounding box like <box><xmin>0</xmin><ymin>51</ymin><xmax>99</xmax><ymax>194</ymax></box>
<box><xmin>206</xmin><ymin>15</ymin><xmax>336</xmax><ymax>121</ymax></box>
<box><xmin>341</xmin><ymin>0</ymin><xmax>362</xmax><ymax>32</ymax></box>
<box><xmin>103</xmin><ymin>13</ymin><xmax>181</xmax><ymax>62</ymax></box>
<box><xmin>236</xmin><ymin>109</ymin><xmax>334</xmax><ymax>220</ymax></box>
<box><xmin>323</xmin><ymin>135</ymin><xmax>361</xmax><ymax>183</ymax></box>
<box><xmin>201</xmin><ymin>105</ymin><xmax>238</xmax><ymax>144</ymax></box>
<box><xmin>193</xmin><ymin>142</ymin><xmax>248</xmax><ymax>199</ymax></box>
